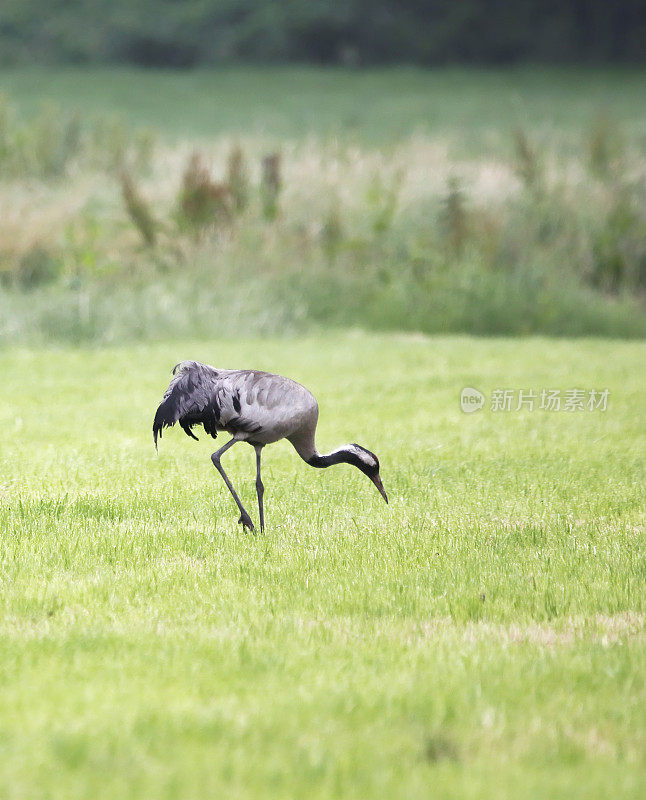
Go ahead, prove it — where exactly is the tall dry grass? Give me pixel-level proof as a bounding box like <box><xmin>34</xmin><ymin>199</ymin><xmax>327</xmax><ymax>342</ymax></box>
<box><xmin>0</xmin><ymin>99</ymin><xmax>644</xmax><ymax>342</ymax></box>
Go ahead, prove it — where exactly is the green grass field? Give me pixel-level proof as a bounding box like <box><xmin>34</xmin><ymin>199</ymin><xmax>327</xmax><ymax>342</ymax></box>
<box><xmin>2</xmin><ymin>66</ymin><xmax>646</xmax><ymax>146</ymax></box>
<box><xmin>0</xmin><ymin>334</ymin><xmax>644</xmax><ymax>798</ymax></box>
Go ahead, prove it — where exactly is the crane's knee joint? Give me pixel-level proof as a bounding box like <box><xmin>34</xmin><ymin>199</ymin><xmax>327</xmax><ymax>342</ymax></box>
<box><xmin>211</xmin><ymin>453</ymin><xmax>221</xmax><ymax>466</ymax></box>
<box><xmin>256</xmin><ymin>478</ymin><xmax>264</xmax><ymax>495</ymax></box>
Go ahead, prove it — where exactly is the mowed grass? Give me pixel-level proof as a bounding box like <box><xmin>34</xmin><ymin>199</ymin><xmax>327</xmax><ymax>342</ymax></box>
<box><xmin>1</xmin><ymin>66</ymin><xmax>646</xmax><ymax>146</ymax></box>
<box><xmin>0</xmin><ymin>334</ymin><xmax>644</xmax><ymax>799</ymax></box>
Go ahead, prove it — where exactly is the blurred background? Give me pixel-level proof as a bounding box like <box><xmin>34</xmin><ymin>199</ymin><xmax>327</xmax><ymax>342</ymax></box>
<box><xmin>2</xmin><ymin>1</ymin><xmax>645</xmax><ymax>67</ymax></box>
<box><xmin>0</xmin><ymin>0</ymin><xmax>644</xmax><ymax>343</ymax></box>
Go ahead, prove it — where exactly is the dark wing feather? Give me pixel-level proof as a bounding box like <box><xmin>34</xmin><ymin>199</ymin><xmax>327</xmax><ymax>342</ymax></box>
<box><xmin>153</xmin><ymin>362</ymin><xmax>281</xmax><ymax>449</ymax></box>
<box><xmin>153</xmin><ymin>361</ymin><xmax>221</xmax><ymax>449</ymax></box>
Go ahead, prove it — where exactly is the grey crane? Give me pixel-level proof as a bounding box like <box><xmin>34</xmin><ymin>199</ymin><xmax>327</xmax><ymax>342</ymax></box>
<box><xmin>153</xmin><ymin>360</ymin><xmax>388</xmax><ymax>532</ymax></box>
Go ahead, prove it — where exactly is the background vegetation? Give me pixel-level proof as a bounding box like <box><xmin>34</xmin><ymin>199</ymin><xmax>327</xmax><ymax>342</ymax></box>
<box><xmin>1</xmin><ymin>1</ymin><xmax>645</xmax><ymax>66</ymax></box>
<box><xmin>1</xmin><ymin>67</ymin><xmax>645</xmax><ymax>344</ymax></box>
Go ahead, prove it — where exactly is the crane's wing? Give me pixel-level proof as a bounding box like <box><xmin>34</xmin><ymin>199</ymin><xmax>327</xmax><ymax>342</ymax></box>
<box><xmin>152</xmin><ymin>360</ymin><xmax>266</xmax><ymax>449</ymax></box>
<box><xmin>153</xmin><ymin>360</ymin><xmax>223</xmax><ymax>448</ymax></box>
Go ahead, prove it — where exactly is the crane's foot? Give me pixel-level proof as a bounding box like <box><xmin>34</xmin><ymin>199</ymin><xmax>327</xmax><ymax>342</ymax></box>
<box><xmin>238</xmin><ymin>511</ymin><xmax>255</xmax><ymax>532</ymax></box>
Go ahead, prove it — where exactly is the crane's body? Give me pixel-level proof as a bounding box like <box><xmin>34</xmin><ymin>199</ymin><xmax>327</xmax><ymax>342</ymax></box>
<box><xmin>153</xmin><ymin>360</ymin><xmax>387</xmax><ymax>532</ymax></box>
<box><xmin>154</xmin><ymin>361</ymin><xmax>318</xmax><ymax>453</ymax></box>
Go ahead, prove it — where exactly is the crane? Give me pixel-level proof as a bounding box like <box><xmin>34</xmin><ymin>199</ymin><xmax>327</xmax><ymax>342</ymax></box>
<box><xmin>153</xmin><ymin>360</ymin><xmax>388</xmax><ymax>532</ymax></box>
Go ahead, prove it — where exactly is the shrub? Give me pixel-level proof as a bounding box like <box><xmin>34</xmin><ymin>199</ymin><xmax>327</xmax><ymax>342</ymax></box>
<box><xmin>588</xmin><ymin>114</ymin><xmax>624</xmax><ymax>179</ymax></box>
<box><xmin>591</xmin><ymin>185</ymin><xmax>646</xmax><ymax>292</ymax></box>
<box><xmin>260</xmin><ymin>152</ymin><xmax>282</xmax><ymax>220</ymax></box>
<box><xmin>120</xmin><ymin>171</ymin><xmax>158</xmax><ymax>247</ymax></box>
<box><xmin>2</xmin><ymin>120</ymin><xmax>645</xmax><ymax>345</ymax></box>
<box><xmin>366</xmin><ymin>169</ymin><xmax>402</xmax><ymax>235</ymax></box>
<box><xmin>0</xmin><ymin>93</ymin><xmax>155</xmax><ymax>179</ymax></box>
<box><xmin>176</xmin><ymin>152</ymin><xmax>231</xmax><ymax>234</ymax></box>
<box><xmin>513</xmin><ymin>128</ymin><xmax>541</xmax><ymax>191</ymax></box>
<box><xmin>17</xmin><ymin>246</ymin><xmax>62</xmax><ymax>289</ymax></box>
<box><xmin>226</xmin><ymin>145</ymin><xmax>249</xmax><ymax>213</ymax></box>
<box><xmin>439</xmin><ymin>177</ymin><xmax>469</xmax><ymax>259</ymax></box>
<box><xmin>321</xmin><ymin>200</ymin><xmax>344</xmax><ymax>263</ymax></box>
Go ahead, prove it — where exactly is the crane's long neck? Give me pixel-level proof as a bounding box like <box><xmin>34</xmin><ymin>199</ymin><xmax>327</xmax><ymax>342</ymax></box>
<box><xmin>289</xmin><ymin>435</ymin><xmax>364</xmax><ymax>471</ymax></box>
<box><xmin>307</xmin><ymin>447</ymin><xmax>357</xmax><ymax>469</ymax></box>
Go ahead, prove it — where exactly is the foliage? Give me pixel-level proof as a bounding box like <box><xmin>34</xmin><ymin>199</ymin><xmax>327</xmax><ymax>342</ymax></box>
<box><xmin>14</xmin><ymin>246</ymin><xmax>62</xmax><ymax>289</ymax></box>
<box><xmin>591</xmin><ymin>183</ymin><xmax>646</xmax><ymax>292</ymax></box>
<box><xmin>260</xmin><ymin>152</ymin><xmax>282</xmax><ymax>221</ymax></box>
<box><xmin>176</xmin><ymin>152</ymin><xmax>231</xmax><ymax>235</ymax></box>
<box><xmin>0</xmin><ymin>1</ymin><xmax>644</xmax><ymax>66</ymax></box>
<box><xmin>366</xmin><ymin>169</ymin><xmax>403</xmax><ymax>235</ymax></box>
<box><xmin>0</xmin><ymin>71</ymin><xmax>644</xmax><ymax>338</ymax></box>
<box><xmin>226</xmin><ymin>144</ymin><xmax>250</xmax><ymax>213</ymax></box>
<box><xmin>321</xmin><ymin>200</ymin><xmax>344</xmax><ymax>264</ymax></box>
<box><xmin>513</xmin><ymin>128</ymin><xmax>542</xmax><ymax>191</ymax></box>
<box><xmin>439</xmin><ymin>177</ymin><xmax>469</xmax><ymax>259</ymax></box>
<box><xmin>120</xmin><ymin>171</ymin><xmax>157</xmax><ymax>247</ymax></box>
<box><xmin>0</xmin><ymin>92</ymin><xmax>155</xmax><ymax>178</ymax></box>
<box><xmin>587</xmin><ymin>113</ymin><xmax>625</xmax><ymax>178</ymax></box>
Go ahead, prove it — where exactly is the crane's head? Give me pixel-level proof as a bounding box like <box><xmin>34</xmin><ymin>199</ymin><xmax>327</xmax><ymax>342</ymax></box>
<box><xmin>347</xmin><ymin>443</ymin><xmax>388</xmax><ymax>503</ymax></box>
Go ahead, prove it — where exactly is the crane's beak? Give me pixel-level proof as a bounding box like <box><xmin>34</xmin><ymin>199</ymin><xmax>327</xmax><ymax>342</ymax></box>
<box><xmin>370</xmin><ymin>473</ymin><xmax>389</xmax><ymax>503</ymax></box>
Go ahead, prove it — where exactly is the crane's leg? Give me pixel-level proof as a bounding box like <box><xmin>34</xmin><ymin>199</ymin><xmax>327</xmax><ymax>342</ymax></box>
<box><xmin>211</xmin><ymin>437</ymin><xmax>254</xmax><ymax>532</ymax></box>
<box><xmin>254</xmin><ymin>444</ymin><xmax>265</xmax><ymax>533</ymax></box>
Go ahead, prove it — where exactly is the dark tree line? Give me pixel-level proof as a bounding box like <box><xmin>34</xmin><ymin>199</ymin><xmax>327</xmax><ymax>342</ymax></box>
<box><xmin>1</xmin><ymin>0</ymin><xmax>644</xmax><ymax>66</ymax></box>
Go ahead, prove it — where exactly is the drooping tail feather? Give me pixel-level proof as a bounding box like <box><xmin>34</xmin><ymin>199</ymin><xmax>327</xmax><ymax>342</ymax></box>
<box><xmin>153</xmin><ymin>360</ymin><xmax>221</xmax><ymax>450</ymax></box>
<box><xmin>153</xmin><ymin>394</ymin><xmax>178</xmax><ymax>450</ymax></box>
<box><xmin>152</xmin><ymin>364</ymin><xmax>191</xmax><ymax>450</ymax></box>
